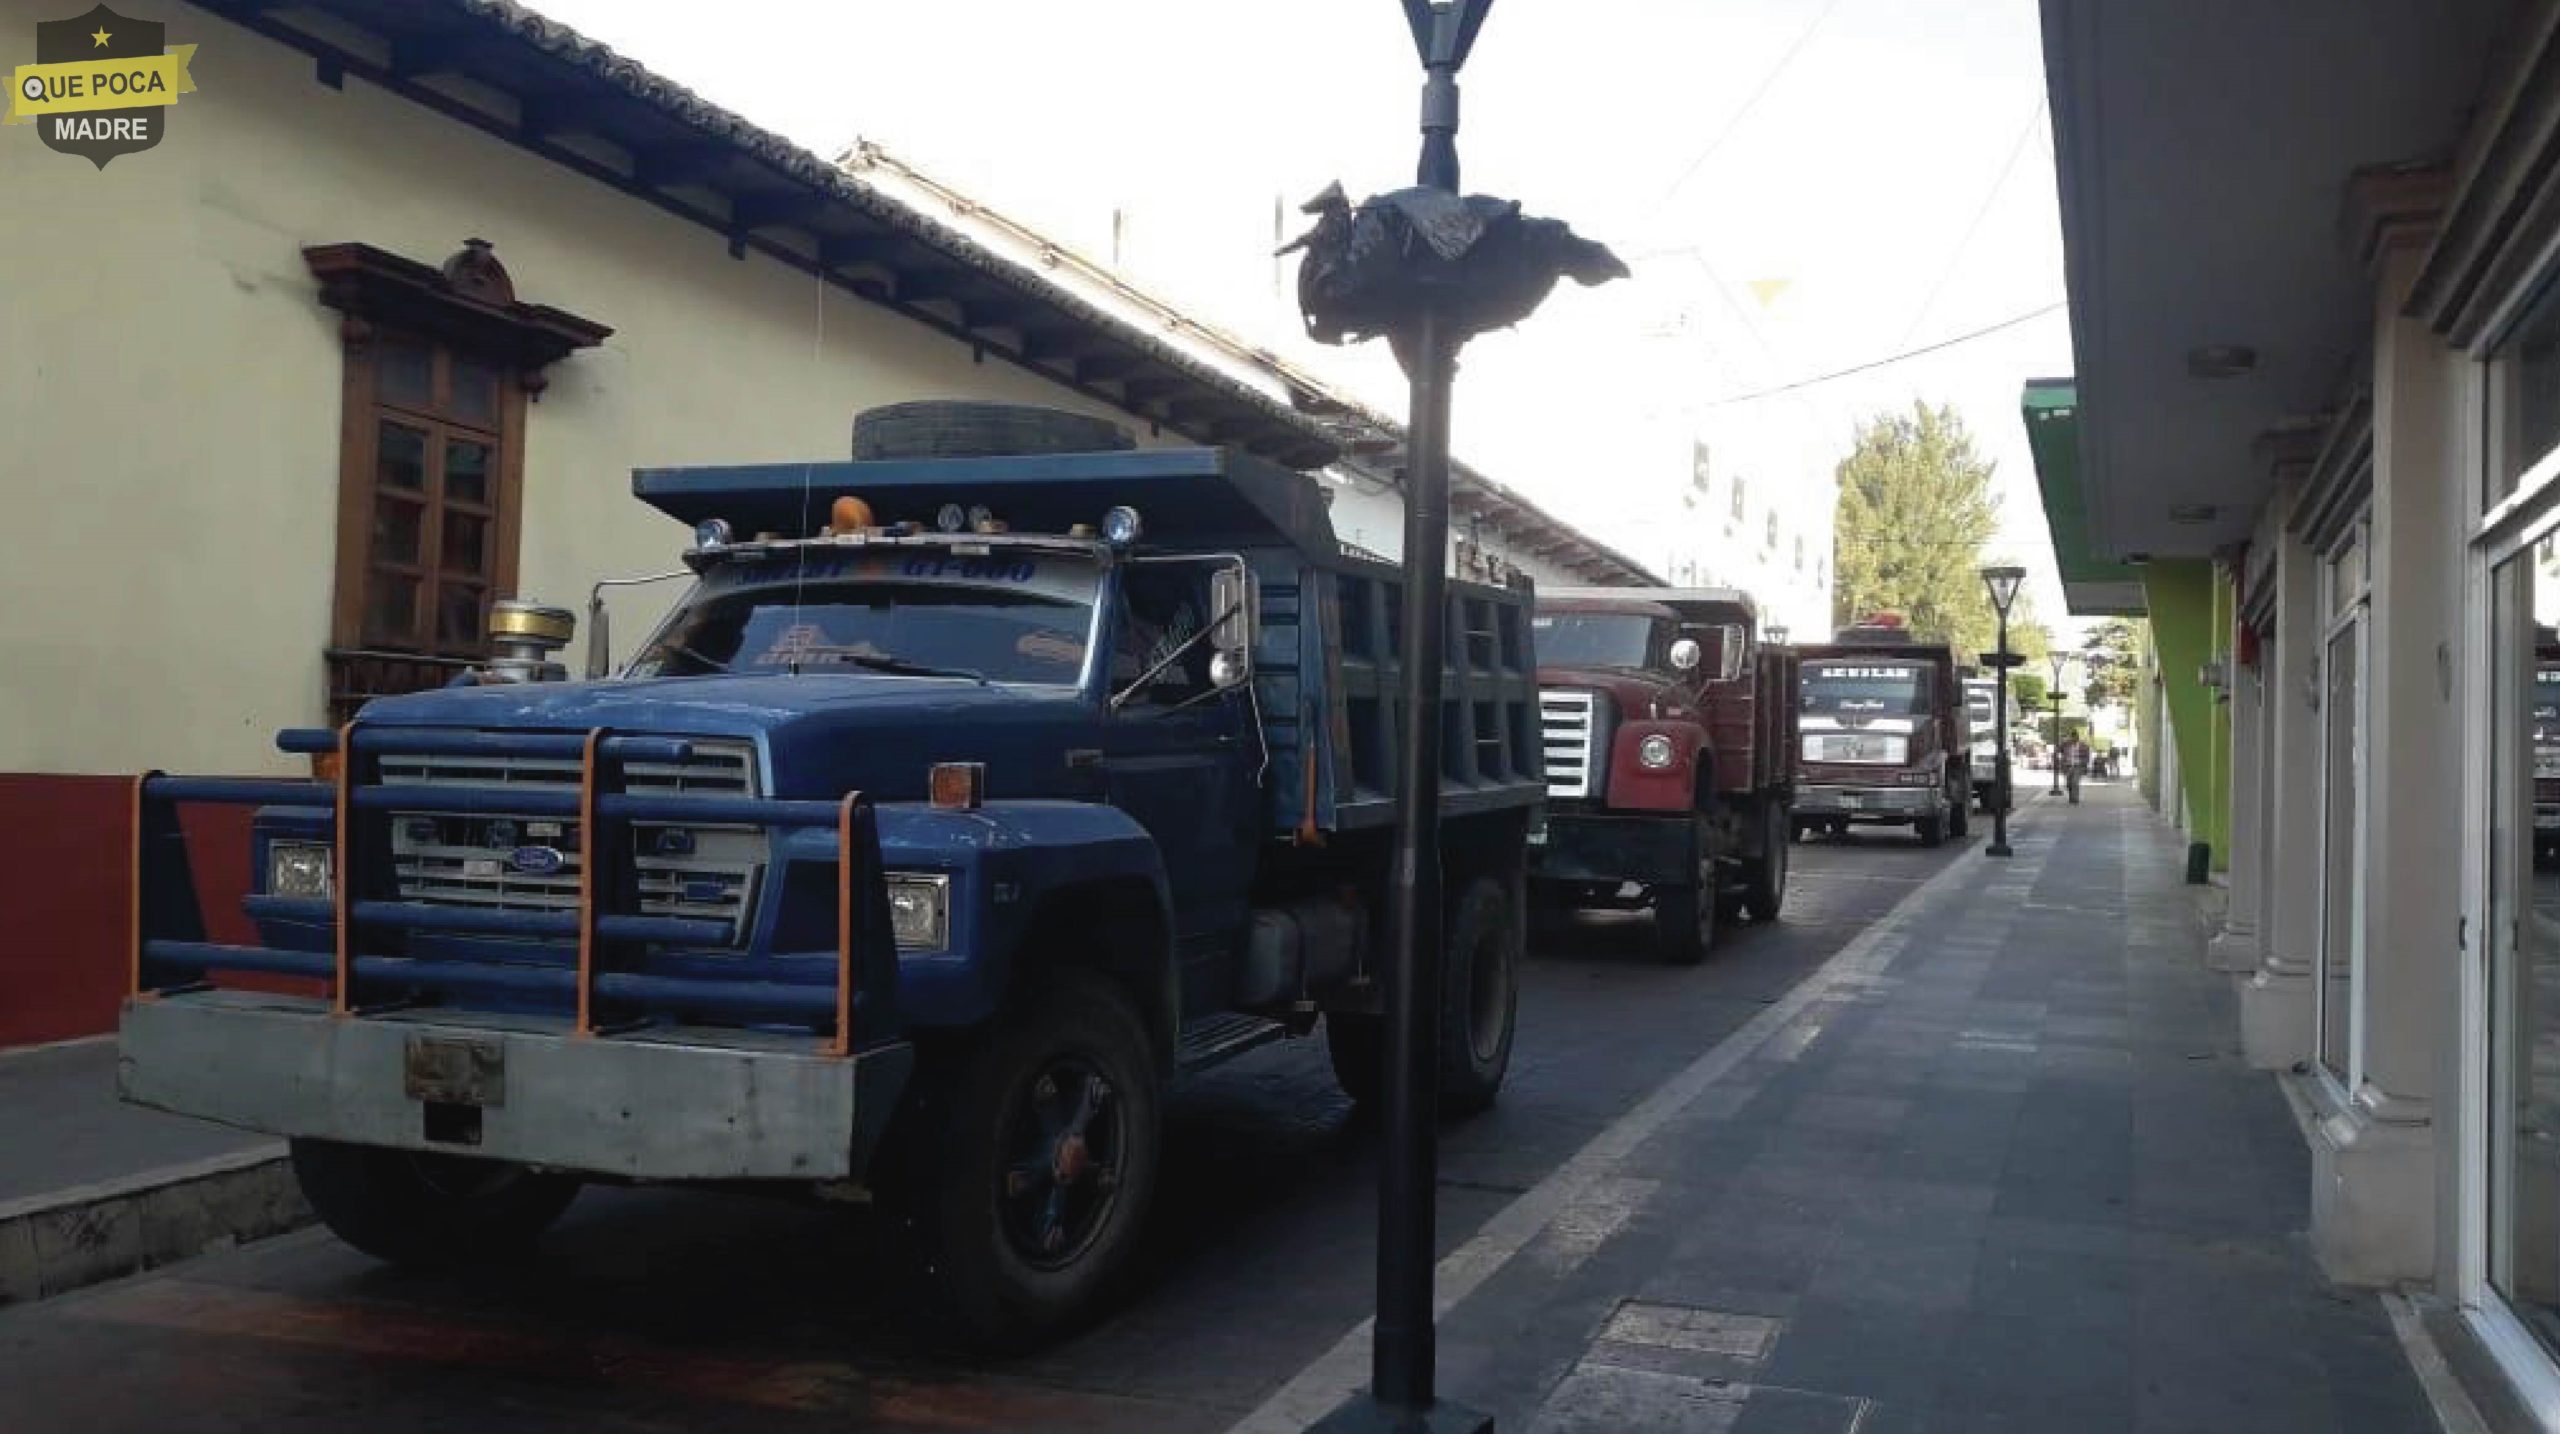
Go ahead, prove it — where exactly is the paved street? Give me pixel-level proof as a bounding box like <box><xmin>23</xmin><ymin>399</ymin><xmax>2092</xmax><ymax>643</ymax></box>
<box><xmin>0</xmin><ymin>793</ymin><xmax>2438</xmax><ymax>1433</ymax></box>
<box><xmin>0</xmin><ymin>826</ymin><xmax>1959</xmax><ymax>1431</ymax></box>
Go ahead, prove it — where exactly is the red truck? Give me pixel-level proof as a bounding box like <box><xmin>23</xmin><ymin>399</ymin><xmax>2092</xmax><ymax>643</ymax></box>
<box><xmin>1793</xmin><ymin>616</ymin><xmax>1972</xmax><ymax>846</ymax></box>
<box><xmin>1529</xmin><ymin>587</ymin><xmax>1799</xmax><ymax>962</ymax></box>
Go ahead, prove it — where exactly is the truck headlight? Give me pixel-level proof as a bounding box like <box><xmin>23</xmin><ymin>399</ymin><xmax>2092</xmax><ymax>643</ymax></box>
<box><xmin>884</xmin><ymin>873</ymin><xmax>950</xmax><ymax>952</ymax></box>
<box><xmin>267</xmin><ymin>840</ymin><xmax>334</xmax><ymax>900</ymax></box>
<box><xmin>1637</xmin><ymin>734</ymin><xmax>1676</xmax><ymax>769</ymax></box>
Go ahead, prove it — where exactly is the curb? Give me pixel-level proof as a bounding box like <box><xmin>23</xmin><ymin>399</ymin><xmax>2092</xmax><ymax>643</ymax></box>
<box><xmin>0</xmin><ymin>1145</ymin><xmax>306</xmax><ymax>1308</ymax></box>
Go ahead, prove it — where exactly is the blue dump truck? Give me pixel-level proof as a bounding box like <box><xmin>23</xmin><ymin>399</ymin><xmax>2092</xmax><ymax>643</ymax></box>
<box><xmin>119</xmin><ymin>404</ymin><xmax>1541</xmax><ymax>1347</ymax></box>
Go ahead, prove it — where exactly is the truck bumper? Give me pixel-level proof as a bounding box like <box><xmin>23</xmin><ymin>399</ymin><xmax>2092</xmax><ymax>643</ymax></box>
<box><xmin>1796</xmin><ymin>784</ymin><xmax>1945</xmax><ymax>823</ymax></box>
<box><xmin>119</xmin><ymin>991</ymin><xmax>914</xmax><ymax>1182</ymax></box>
<box><xmin>1529</xmin><ymin>810</ymin><xmax>1697</xmax><ymax>888</ymax></box>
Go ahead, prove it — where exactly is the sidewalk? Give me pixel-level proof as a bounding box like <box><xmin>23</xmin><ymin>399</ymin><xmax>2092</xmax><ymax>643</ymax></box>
<box><xmin>0</xmin><ymin>1037</ymin><xmax>302</xmax><ymax>1305</ymax></box>
<box><xmin>1243</xmin><ymin>784</ymin><xmax>2452</xmax><ymax>1433</ymax></box>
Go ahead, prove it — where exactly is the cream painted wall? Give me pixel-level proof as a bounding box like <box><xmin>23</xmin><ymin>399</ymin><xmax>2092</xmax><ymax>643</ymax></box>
<box><xmin>0</xmin><ymin>0</ymin><xmax>1167</xmax><ymax>777</ymax></box>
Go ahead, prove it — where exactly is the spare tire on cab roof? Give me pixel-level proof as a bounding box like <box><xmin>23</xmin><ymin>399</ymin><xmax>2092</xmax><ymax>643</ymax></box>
<box><xmin>851</xmin><ymin>402</ymin><xmax>1136</xmax><ymax>461</ymax></box>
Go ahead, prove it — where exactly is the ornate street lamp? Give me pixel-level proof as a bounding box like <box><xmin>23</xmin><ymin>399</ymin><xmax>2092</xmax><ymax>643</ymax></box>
<box><xmin>1979</xmin><ymin>565</ymin><xmax>2024</xmax><ymax>857</ymax></box>
<box><xmin>1288</xmin><ymin>4</ymin><xmax>1622</xmax><ymax>1429</ymax></box>
<box><xmin>1766</xmin><ymin>623</ymin><xmax>1791</xmax><ymax>647</ymax></box>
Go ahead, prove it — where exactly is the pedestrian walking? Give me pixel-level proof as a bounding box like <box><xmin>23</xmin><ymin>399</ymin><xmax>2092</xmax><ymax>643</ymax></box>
<box><xmin>2062</xmin><ymin>736</ymin><xmax>2091</xmax><ymax>803</ymax></box>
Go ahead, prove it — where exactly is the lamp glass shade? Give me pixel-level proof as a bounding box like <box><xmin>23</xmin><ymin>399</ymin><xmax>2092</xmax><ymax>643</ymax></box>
<box><xmin>1981</xmin><ymin>565</ymin><xmax>2026</xmax><ymax>615</ymax></box>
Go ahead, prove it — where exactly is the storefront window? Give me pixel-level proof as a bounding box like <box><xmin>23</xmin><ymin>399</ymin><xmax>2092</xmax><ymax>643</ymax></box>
<box><xmin>2489</xmin><ymin>279</ymin><xmax>2560</xmax><ymax>510</ymax></box>
<box><xmin>2488</xmin><ymin>536</ymin><xmax>2560</xmax><ymax>1344</ymax></box>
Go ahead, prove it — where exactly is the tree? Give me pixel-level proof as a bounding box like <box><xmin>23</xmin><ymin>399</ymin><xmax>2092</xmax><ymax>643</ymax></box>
<box><xmin>2080</xmin><ymin>618</ymin><xmax>2144</xmax><ymax>710</ymax></box>
<box><xmin>1832</xmin><ymin>402</ymin><xmax>2004</xmax><ymax>659</ymax></box>
<box><xmin>2011</xmin><ymin>670</ymin><xmax>2049</xmax><ymax>713</ymax></box>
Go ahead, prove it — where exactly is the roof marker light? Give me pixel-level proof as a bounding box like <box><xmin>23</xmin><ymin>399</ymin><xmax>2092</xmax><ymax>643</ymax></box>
<box><xmin>692</xmin><ymin>517</ymin><xmax>732</xmax><ymax>552</ymax></box>
<box><xmin>935</xmin><ymin>502</ymin><xmax>968</xmax><ymax>533</ymax></box>
<box><xmin>1102</xmin><ymin>505</ymin><xmax>1143</xmax><ymax>549</ymax></box>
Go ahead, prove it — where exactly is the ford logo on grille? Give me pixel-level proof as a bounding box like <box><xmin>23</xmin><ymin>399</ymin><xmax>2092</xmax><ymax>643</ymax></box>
<box><xmin>508</xmin><ymin>845</ymin><xmax>567</xmax><ymax>877</ymax></box>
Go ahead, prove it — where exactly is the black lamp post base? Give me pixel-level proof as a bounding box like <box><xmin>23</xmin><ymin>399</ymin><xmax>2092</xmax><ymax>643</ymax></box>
<box><xmin>1309</xmin><ymin>1394</ymin><xmax>1495</xmax><ymax>1434</ymax></box>
<box><xmin>1987</xmin><ymin>841</ymin><xmax>2014</xmax><ymax>858</ymax></box>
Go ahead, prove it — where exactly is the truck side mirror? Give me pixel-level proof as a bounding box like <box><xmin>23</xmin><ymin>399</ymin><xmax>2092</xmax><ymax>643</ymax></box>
<box><xmin>1211</xmin><ymin>565</ymin><xmax>1256</xmax><ymax>686</ymax></box>
<box><xmin>1669</xmin><ymin>638</ymin><xmax>1703</xmax><ymax>672</ymax></box>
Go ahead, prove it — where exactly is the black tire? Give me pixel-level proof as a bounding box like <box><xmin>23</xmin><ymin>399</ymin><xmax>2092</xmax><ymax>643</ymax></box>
<box><xmin>851</xmin><ymin>401</ymin><xmax>1134</xmax><ymax>461</ymax></box>
<box><xmin>1328</xmin><ymin>873</ymin><xmax>1520</xmax><ymax>1115</ymax></box>
<box><xmin>1916</xmin><ymin>812</ymin><xmax>1947</xmax><ymax>847</ymax></box>
<box><xmin>892</xmin><ymin>971</ymin><xmax>1161</xmax><ymax>1351</ymax></box>
<box><xmin>289</xmin><ymin>1139</ymin><xmax>579</xmax><ymax>1268</ymax></box>
<box><xmin>1655</xmin><ymin>820</ymin><xmax>1716</xmax><ymax>964</ymax></box>
<box><xmin>1743</xmin><ymin>805</ymin><xmax>1788</xmax><ymax>923</ymax></box>
<box><xmin>1439</xmin><ymin>873</ymin><xmax>1520</xmax><ymax>1114</ymax></box>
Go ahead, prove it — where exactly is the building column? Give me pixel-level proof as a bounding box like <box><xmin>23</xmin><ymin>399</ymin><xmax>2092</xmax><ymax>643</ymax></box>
<box><xmin>2242</xmin><ymin>520</ymin><xmax>2320</xmax><ymax>1069</ymax></box>
<box><xmin>2208</xmin><ymin>644</ymin><xmax>2266</xmax><ymax>970</ymax></box>
<box><xmin>2305</xmin><ymin>199</ymin><xmax>2456</xmax><ymax>1286</ymax></box>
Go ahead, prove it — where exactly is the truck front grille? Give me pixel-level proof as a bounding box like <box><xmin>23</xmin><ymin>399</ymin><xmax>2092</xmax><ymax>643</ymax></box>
<box><xmin>1540</xmin><ymin>689</ymin><xmax>1600</xmax><ymax>799</ymax></box>
<box><xmin>379</xmin><ymin>739</ymin><xmax>764</xmax><ymax>944</ymax></box>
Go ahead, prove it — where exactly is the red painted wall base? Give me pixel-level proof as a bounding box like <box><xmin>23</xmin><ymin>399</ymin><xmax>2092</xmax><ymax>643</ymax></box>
<box><xmin>0</xmin><ymin>774</ymin><xmax>266</xmax><ymax>1048</ymax></box>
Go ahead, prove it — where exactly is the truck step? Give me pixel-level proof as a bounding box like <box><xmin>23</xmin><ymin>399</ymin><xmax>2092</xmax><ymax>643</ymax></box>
<box><xmin>1175</xmin><ymin>1012</ymin><xmax>1290</xmax><ymax>1074</ymax></box>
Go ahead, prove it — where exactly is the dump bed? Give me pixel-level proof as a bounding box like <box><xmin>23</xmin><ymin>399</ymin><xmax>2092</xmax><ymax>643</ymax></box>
<box><xmin>1284</xmin><ymin>556</ymin><xmax>1544</xmax><ymax>835</ymax></box>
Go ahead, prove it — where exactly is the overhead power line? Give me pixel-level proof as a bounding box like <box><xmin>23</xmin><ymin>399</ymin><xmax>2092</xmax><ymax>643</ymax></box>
<box><xmin>1896</xmin><ymin>96</ymin><xmax>2049</xmax><ymax>348</ymax></box>
<box><xmin>1701</xmin><ymin>301</ymin><xmax>2069</xmax><ymax>407</ymax></box>
<box><xmin>1645</xmin><ymin>0</ymin><xmax>1846</xmax><ymax>221</ymax></box>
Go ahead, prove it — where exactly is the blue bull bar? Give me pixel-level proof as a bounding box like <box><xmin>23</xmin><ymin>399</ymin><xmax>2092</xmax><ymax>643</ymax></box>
<box><xmin>131</xmin><ymin>724</ymin><xmax>900</xmax><ymax>1056</ymax></box>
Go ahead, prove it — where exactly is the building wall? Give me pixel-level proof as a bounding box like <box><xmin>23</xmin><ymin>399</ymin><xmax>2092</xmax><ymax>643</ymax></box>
<box><xmin>2143</xmin><ymin>561</ymin><xmax>2228</xmax><ymax>860</ymax></box>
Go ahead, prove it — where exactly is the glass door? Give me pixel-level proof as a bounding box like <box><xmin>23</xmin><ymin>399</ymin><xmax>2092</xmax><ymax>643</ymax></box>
<box><xmin>2490</xmin><ymin>536</ymin><xmax>2560</xmax><ymax>1345</ymax></box>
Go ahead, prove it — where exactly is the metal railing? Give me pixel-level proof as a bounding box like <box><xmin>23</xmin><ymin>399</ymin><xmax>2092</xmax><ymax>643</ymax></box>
<box><xmin>131</xmin><ymin>724</ymin><xmax>898</xmax><ymax>1056</ymax></box>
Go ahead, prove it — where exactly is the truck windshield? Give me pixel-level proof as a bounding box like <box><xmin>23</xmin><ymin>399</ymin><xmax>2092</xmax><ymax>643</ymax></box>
<box><xmin>630</xmin><ymin>552</ymin><xmax>1101</xmax><ymax>685</ymax></box>
<box><xmin>1535</xmin><ymin>612</ymin><xmax>1659</xmax><ymax>668</ymax></box>
<box><xmin>1803</xmin><ymin>662</ymin><xmax>1932</xmax><ymax>716</ymax></box>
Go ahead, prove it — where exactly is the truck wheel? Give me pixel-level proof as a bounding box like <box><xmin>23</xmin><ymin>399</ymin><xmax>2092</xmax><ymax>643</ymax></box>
<box><xmin>901</xmin><ymin>971</ymin><xmax>1161</xmax><ymax>1351</ymax></box>
<box><xmin>851</xmin><ymin>401</ymin><xmax>1134</xmax><ymax>461</ymax></box>
<box><xmin>1326</xmin><ymin>874</ymin><xmax>1519</xmax><ymax>1115</ymax></box>
<box><xmin>1743</xmin><ymin>807</ymin><xmax>1788</xmax><ymax>923</ymax></box>
<box><xmin>1655</xmin><ymin>822</ymin><xmax>1716</xmax><ymax>964</ymax></box>
<box><xmin>1439</xmin><ymin>874</ymin><xmax>1519</xmax><ymax>1114</ymax></box>
<box><xmin>288</xmin><ymin>1139</ymin><xmax>579</xmax><ymax>1268</ymax></box>
<box><xmin>1916</xmin><ymin>813</ymin><xmax>1947</xmax><ymax>847</ymax></box>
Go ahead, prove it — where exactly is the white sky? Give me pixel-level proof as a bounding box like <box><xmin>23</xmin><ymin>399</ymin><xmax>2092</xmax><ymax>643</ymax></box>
<box><xmin>525</xmin><ymin>0</ymin><xmax>2088</xmax><ymax>643</ymax></box>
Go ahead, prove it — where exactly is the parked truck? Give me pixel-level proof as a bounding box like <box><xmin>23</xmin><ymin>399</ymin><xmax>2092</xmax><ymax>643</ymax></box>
<box><xmin>1527</xmin><ymin>587</ymin><xmax>1798</xmax><ymax>962</ymax></box>
<box><xmin>1793</xmin><ymin>615</ymin><xmax>1972</xmax><ymax>846</ymax></box>
<box><xmin>118</xmin><ymin>404</ymin><xmax>1543</xmax><ymax>1348</ymax></box>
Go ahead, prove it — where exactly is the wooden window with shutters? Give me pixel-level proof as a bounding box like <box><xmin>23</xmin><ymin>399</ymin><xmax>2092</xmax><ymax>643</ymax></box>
<box><xmin>348</xmin><ymin>334</ymin><xmax>521</xmax><ymax>657</ymax></box>
<box><xmin>306</xmin><ymin>240</ymin><xmax>609</xmax><ymax>721</ymax></box>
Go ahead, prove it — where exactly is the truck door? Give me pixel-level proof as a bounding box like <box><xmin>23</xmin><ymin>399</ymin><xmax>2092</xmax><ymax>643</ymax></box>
<box><xmin>1102</xmin><ymin>563</ymin><xmax>1262</xmax><ymax>1015</ymax></box>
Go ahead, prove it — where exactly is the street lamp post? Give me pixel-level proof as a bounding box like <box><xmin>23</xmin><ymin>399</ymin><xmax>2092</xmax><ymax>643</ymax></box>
<box><xmin>1766</xmin><ymin>623</ymin><xmax>1791</xmax><ymax>647</ymax></box>
<box><xmin>1979</xmin><ymin>566</ymin><xmax>2024</xmax><ymax>858</ymax></box>
<box><xmin>1284</xmin><ymin>8</ymin><xmax>1619</xmax><ymax>1425</ymax></box>
<box><xmin>2048</xmin><ymin>650</ymin><xmax>2068</xmax><ymax>796</ymax></box>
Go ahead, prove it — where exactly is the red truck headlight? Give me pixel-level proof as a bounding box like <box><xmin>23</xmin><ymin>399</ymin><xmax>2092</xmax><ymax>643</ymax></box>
<box><xmin>1637</xmin><ymin>733</ymin><xmax>1677</xmax><ymax>769</ymax></box>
